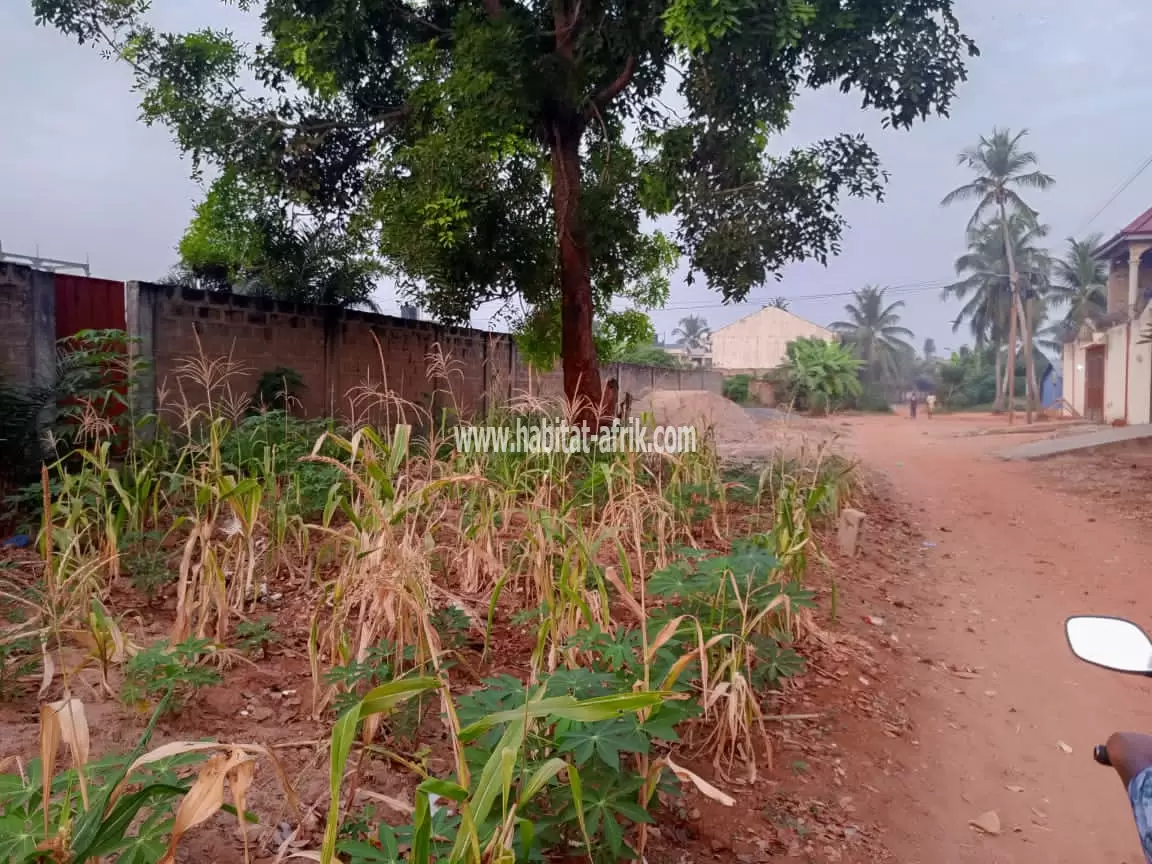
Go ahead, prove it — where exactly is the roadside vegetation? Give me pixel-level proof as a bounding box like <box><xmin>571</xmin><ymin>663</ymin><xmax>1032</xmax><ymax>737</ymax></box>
<box><xmin>0</xmin><ymin>336</ymin><xmax>855</xmax><ymax>863</ymax></box>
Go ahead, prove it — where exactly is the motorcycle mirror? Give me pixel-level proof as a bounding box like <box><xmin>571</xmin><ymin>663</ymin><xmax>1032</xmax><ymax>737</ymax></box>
<box><xmin>1066</xmin><ymin>616</ymin><xmax>1152</xmax><ymax>675</ymax></box>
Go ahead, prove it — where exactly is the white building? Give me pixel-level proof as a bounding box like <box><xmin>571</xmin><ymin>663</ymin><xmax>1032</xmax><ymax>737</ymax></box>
<box><xmin>710</xmin><ymin>306</ymin><xmax>834</xmax><ymax>371</ymax></box>
<box><xmin>1062</xmin><ymin>206</ymin><xmax>1152</xmax><ymax>424</ymax></box>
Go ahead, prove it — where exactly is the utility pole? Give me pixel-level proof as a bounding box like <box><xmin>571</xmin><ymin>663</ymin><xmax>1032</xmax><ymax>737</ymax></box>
<box><xmin>0</xmin><ymin>240</ymin><xmax>90</xmax><ymax>275</ymax></box>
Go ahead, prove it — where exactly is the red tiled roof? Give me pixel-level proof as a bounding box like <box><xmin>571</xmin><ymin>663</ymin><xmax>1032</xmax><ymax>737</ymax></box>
<box><xmin>1121</xmin><ymin>206</ymin><xmax>1152</xmax><ymax>235</ymax></box>
<box><xmin>1094</xmin><ymin>206</ymin><xmax>1152</xmax><ymax>258</ymax></box>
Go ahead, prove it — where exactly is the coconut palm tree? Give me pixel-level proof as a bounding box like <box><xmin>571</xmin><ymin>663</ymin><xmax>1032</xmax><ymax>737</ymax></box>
<box><xmin>942</xmin><ymin>128</ymin><xmax>1054</xmax><ymax>420</ymax></box>
<box><xmin>830</xmin><ymin>286</ymin><xmax>915</xmax><ymax>386</ymax></box>
<box><xmin>1048</xmin><ymin>234</ymin><xmax>1107</xmax><ymax>338</ymax></box>
<box><xmin>944</xmin><ymin>214</ymin><xmax>1051</xmax><ymax>408</ymax></box>
<box><xmin>765</xmin><ymin>297</ymin><xmax>791</xmax><ymax>311</ymax></box>
<box><xmin>672</xmin><ymin>315</ymin><xmax>711</xmax><ymax>359</ymax></box>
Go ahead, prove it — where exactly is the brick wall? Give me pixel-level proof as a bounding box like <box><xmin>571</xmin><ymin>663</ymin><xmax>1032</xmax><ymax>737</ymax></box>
<box><xmin>123</xmin><ymin>282</ymin><xmax>723</xmax><ymax>424</ymax></box>
<box><xmin>132</xmin><ymin>283</ymin><xmax>525</xmax><ymax>423</ymax></box>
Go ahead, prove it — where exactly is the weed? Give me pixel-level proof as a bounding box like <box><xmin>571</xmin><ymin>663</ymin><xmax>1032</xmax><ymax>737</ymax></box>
<box><xmin>252</xmin><ymin>366</ymin><xmax>305</xmax><ymax>412</ymax></box>
<box><xmin>120</xmin><ymin>638</ymin><xmax>222</xmax><ymax>713</ymax></box>
<box><xmin>235</xmin><ymin>616</ymin><xmax>280</xmax><ymax>658</ymax></box>
<box><xmin>123</xmin><ymin>546</ymin><xmax>173</xmax><ymax>602</ymax></box>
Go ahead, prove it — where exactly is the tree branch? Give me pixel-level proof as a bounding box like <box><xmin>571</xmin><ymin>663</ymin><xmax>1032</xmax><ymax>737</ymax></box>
<box><xmin>587</xmin><ymin>55</ymin><xmax>635</xmax><ymax>115</ymax></box>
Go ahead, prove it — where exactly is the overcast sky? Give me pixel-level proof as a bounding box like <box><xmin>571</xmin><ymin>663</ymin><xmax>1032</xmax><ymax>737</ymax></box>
<box><xmin>3</xmin><ymin>0</ymin><xmax>1150</xmax><ymax>354</ymax></box>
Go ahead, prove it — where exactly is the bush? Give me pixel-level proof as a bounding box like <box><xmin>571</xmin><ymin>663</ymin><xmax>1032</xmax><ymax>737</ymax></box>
<box><xmin>253</xmin><ymin>366</ymin><xmax>305</xmax><ymax>411</ymax></box>
<box><xmin>776</xmin><ymin>338</ymin><xmax>863</xmax><ymax>413</ymax></box>
<box><xmin>723</xmin><ymin>374</ymin><xmax>752</xmax><ymax>403</ymax></box>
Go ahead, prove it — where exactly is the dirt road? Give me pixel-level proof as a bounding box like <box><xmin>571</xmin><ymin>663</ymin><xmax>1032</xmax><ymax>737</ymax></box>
<box><xmin>842</xmin><ymin>412</ymin><xmax>1152</xmax><ymax>864</ymax></box>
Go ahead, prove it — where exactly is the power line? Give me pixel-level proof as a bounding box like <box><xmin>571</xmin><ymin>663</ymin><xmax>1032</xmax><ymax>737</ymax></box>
<box><xmin>657</xmin><ymin>279</ymin><xmax>953</xmax><ymax>312</ymax></box>
<box><xmin>1076</xmin><ymin>149</ymin><xmax>1152</xmax><ymax>235</ymax></box>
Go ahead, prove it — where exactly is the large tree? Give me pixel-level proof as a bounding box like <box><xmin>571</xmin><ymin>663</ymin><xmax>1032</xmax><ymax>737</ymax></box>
<box><xmin>830</xmin><ymin>285</ymin><xmax>915</xmax><ymax>386</ymax></box>
<box><xmin>672</xmin><ymin>315</ymin><xmax>711</xmax><ymax>358</ymax></box>
<box><xmin>36</xmin><ymin>0</ymin><xmax>976</xmax><ymax>412</ymax></box>
<box><xmin>943</xmin><ymin>213</ymin><xmax>1050</xmax><ymax>408</ymax></box>
<box><xmin>941</xmin><ymin>128</ymin><xmax>1053</xmax><ymax>421</ymax></box>
<box><xmin>166</xmin><ymin>169</ymin><xmax>383</xmax><ymax>308</ymax></box>
<box><xmin>1047</xmin><ymin>234</ymin><xmax>1107</xmax><ymax>340</ymax></box>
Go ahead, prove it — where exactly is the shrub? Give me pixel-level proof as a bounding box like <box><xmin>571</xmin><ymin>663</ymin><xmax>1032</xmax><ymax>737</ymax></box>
<box><xmin>253</xmin><ymin>366</ymin><xmax>305</xmax><ymax>411</ymax></box>
<box><xmin>777</xmin><ymin>337</ymin><xmax>862</xmax><ymax>413</ymax></box>
<box><xmin>723</xmin><ymin>373</ymin><xmax>752</xmax><ymax>403</ymax></box>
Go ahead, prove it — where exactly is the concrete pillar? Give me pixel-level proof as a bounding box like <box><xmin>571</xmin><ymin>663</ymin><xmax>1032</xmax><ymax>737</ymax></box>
<box><xmin>29</xmin><ymin>269</ymin><xmax>55</xmax><ymax>391</ymax></box>
<box><xmin>1128</xmin><ymin>244</ymin><xmax>1151</xmax><ymax>312</ymax></box>
<box><xmin>125</xmin><ymin>281</ymin><xmax>157</xmax><ymax>434</ymax></box>
<box><xmin>29</xmin><ymin>269</ymin><xmax>56</xmax><ymax>458</ymax></box>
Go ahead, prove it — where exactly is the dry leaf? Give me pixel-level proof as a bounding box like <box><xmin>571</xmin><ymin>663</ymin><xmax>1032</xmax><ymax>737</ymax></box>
<box><xmin>354</xmin><ymin>789</ymin><xmax>414</xmax><ymax>815</ymax></box>
<box><xmin>969</xmin><ymin>811</ymin><xmax>1001</xmax><ymax>835</ymax></box>
<box><xmin>38</xmin><ymin>705</ymin><xmax>60</xmax><ymax>836</ymax></box>
<box><xmin>1057</xmin><ymin>741</ymin><xmax>1073</xmax><ymax>754</ymax></box>
<box><xmin>603</xmin><ymin>566</ymin><xmax>644</xmax><ymax>622</ymax></box>
<box><xmin>38</xmin><ymin>643</ymin><xmax>55</xmax><ymax>699</ymax></box>
<box><xmin>49</xmin><ymin>699</ymin><xmax>91</xmax><ymax>767</ymax></box>
<box><xmin>665</xmin><ymin>756</ymin><xmax>735</xmax><ymax>806</ymax></box>
<box><xmin>230</xmin><ymin>757</ymin><xmax>257</xmax><ymax>863</ymax></box>
<box><xmin>1005</xmin><ymin>785</ymin><xmax>1024</xmax><ymax>793</ymax></box>
<box><xmin>159</xmin><ymin>748</ymin><xmax>253</xmax><ymax>864</ymax></box>
<box><xmin>49</xmin><ymin>699</ymin><xmax>91</xmax><ymax>809</ymax></box>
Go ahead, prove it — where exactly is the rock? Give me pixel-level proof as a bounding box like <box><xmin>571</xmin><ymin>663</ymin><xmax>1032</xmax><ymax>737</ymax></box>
<box><xmin>711</xmin><ymin>837</ymin><xmax>730</xmax><ymax>853</ymax></box>
<box><xmin>837</xmin><ymin>508</ymin><xmax>866</xmax><ymax>557</ymax></box>
<box><xmin>969</xmin><ymin>810</ymin><xmax>1001</xmax><ymax>836</ymax></box>
<box><xmin>689</xmin><ymin>808</ymin><xmax>701</xmax><ymax>821</ymax></box>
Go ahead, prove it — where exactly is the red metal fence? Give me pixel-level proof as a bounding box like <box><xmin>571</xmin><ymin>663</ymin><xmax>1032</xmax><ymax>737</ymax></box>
<box><xmin>54</xmin><ymin>274</ymin><xmax>125</xmax><ymax>337</ymax></box>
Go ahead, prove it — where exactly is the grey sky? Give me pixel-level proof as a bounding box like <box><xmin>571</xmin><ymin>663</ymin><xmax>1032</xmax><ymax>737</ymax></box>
<box><xmin>2</xmin><ymin>0</ymin><xmax>1149</xmax><ymax>355</ymax></box>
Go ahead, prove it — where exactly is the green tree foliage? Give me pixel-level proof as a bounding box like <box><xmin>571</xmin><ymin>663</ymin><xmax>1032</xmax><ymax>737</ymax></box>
<box><xmin>1046</xmin><ymin>234</ymin><xmax>1107</xmax><ymax>340</ymax></box>
<box><xmin>829</xmin><ymin>286</ymin><xmax>914</xmax><ymax>385</ymax></box>
<box><xmin>35</xmin><ymin>0</ymin><xmax>976</xmax><ymax>407</ymax></box>
<box><xmin>943</xmin><ymin>213</ymin><xmax>1050</xmax><ymax>408</ymax></box>
<box><xmin>777</xmin><ymin>337</ymin><xmax>862</xmax><ymax>414</ymax></box>
<box><xmin>672</xmin><ymin>315</ymin><xmax>711</xmax><ymax>358</ymax></box>
<box><xmin>166</xmin><ymin>170</ymin><xmax>382</xmax><ymax>309</ymax></box>
<box><xmin>617</xmin><ymin>343</ymin><xmax>682</xmax><ymax>368</ymax></box>
<box><xmin>941</xmin><ymin>128</ymin><xmax>1054</xmax><ymax>414</ymax></box>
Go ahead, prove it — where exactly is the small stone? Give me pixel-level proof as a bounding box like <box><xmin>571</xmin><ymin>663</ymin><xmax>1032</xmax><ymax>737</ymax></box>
<box><xmin>711</xmin><ymin>837</ymin><xmax>729</xmax><ymax>853</ymax></box>
<box><xmin>689</xmin><ymin>808</ymin><xmax>701</xmax><ymax>821</ymax></box>
<box><xmin>969</xmin><ymin>810</ymin><xmax>1001</xmax><ymax>835</ymax></box>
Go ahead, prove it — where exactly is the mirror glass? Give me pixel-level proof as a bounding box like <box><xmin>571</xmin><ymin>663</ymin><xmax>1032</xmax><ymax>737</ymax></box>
<box><xmin>1066</xmin><ymin>616</ymin><xmax>1152</xmax><ymax>673</ymax></box>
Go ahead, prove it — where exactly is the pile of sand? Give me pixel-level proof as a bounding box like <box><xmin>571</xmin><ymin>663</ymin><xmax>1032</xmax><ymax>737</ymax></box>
<box><xmin>636</xmin><ymin>390</ymin><xmax>765</xmax><ymax>445</ymax></box>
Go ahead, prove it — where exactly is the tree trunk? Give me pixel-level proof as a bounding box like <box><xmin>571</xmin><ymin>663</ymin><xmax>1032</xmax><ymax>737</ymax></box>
<box><xmin>998</xmin><ymin>201</ymin><xmax>1026</xmax><ymax>424</ymax></box>
<box><xmin>549</xmin><ymin>117</ymin><xmax>601</xmax><ymax>423</ymax></box>
<box><xmin>992</xmin><ymin>343</ymin><xmax>1004</xmax><ymax>411</ymax></box>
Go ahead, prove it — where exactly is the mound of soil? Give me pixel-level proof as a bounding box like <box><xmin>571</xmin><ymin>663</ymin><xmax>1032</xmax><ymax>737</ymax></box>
<box><xmin>637</xmin><ymin>389</ymin><xmax>765</xmax><ymax>445</ymax></box>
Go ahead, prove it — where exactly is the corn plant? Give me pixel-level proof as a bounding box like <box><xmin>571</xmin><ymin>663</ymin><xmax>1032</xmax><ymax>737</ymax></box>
<box><xmin>321</xmin><ymin>677</ymin><xmax>667</xmax><ymax>864</ymax></box>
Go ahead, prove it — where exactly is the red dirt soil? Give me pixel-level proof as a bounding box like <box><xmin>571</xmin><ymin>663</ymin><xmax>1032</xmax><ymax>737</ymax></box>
<box><xmin>838</xmin><ymin>411</ymin><xmax>1152</xmax><ymax>864</ymax></box>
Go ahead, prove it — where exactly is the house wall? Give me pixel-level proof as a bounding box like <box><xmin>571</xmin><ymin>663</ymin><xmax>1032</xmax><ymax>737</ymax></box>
<box><xmin>711</xmin><ymin>308</ymin><xmax>833</xmax><ymax>370</ymax></box>
<box><xmin>1107</xmin><ymin>262</ymin><xmax>1128</xmax><ymax>313</ymax></box>
<box><xmin>1062</xmin><ymin>342</ymin><xmax>1085</xmax><ymax>415</ymax></box>
<box><xmin>1104</xmin><ymin>324</ymin><xmax>1129</xmax><ymax>422</ymax></box>
<box><xmin>1128</xmin><ymin>309</ymin><xmax>1152</xmax><ymax>425</ymax></box>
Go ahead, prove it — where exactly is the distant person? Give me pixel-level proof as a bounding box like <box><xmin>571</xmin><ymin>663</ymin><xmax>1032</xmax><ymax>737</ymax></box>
<box><xmin>909</xmin><ymin>392</ymin><xmax>918</xmax><ymax>419</ymax></box>
<box><xmin>926</xmin><ymin>394</ymin><xmax>936</xmax><ymax>417</ymax></box>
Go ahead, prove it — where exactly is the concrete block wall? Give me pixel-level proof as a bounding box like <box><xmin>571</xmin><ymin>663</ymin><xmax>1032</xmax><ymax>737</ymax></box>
<box><xmin>0</xmin><ymin>263</ymin><xmax>55</xmax><ymax>392</ymax></box>
<box><xmin>106</xmin><ymin>281</ymin><xmax>725</xmax><ymax>425</ymax></box>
